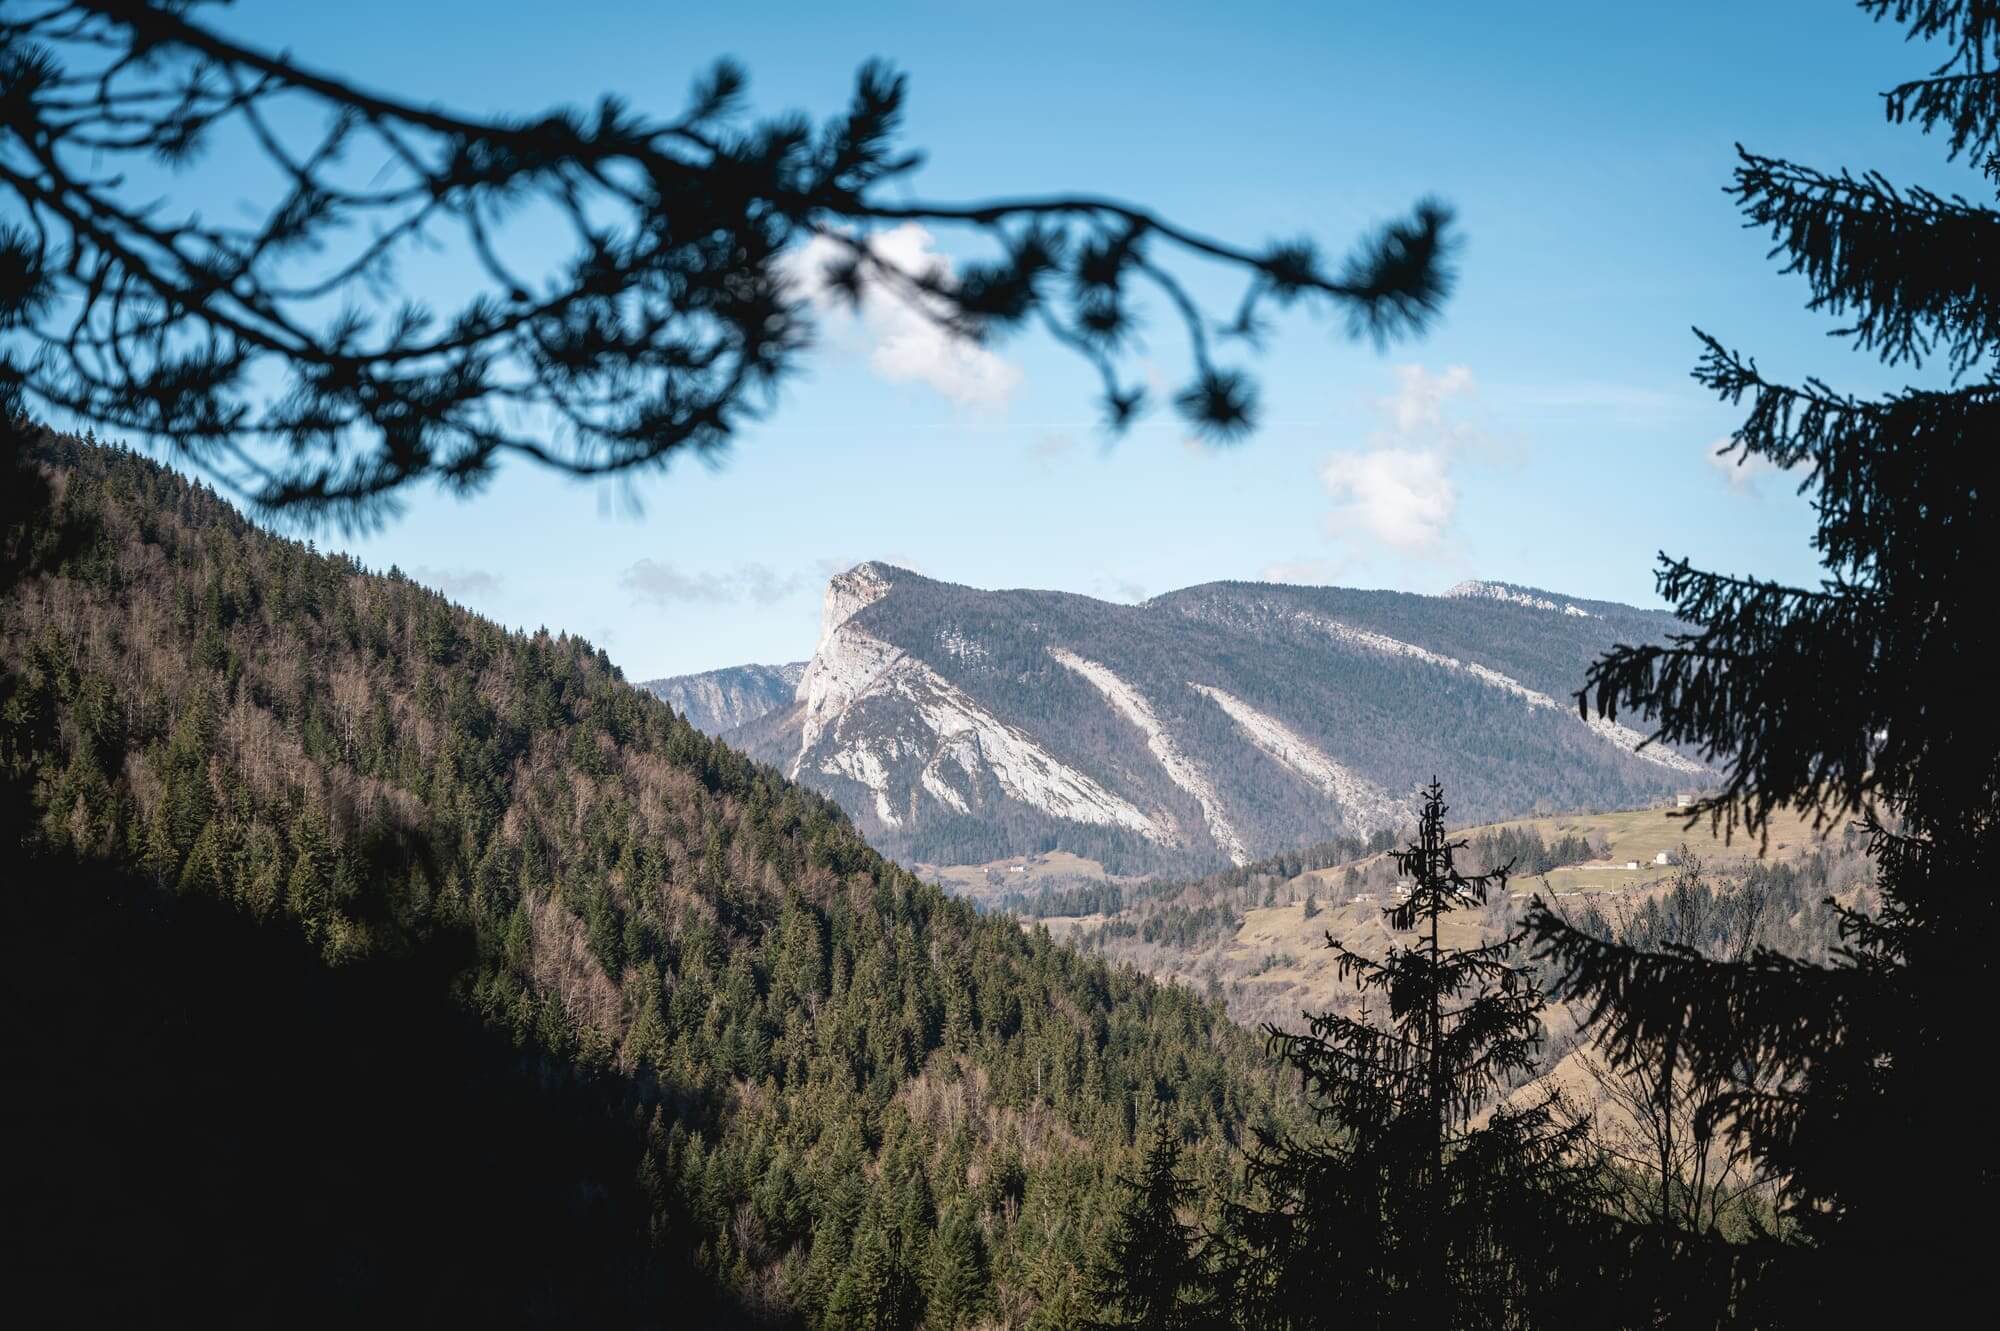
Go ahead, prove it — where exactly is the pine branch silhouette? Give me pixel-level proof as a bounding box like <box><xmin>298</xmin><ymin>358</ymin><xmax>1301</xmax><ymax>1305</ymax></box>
<box><xmin>0</xmin><ymin>0</ymin><xmax>1455</xmax><ymax>530</ymax></box>
<box><xmin>1533</xmin><ymin>1</ymin><xmax>2000</xmax><ymax>1319</ymax></box>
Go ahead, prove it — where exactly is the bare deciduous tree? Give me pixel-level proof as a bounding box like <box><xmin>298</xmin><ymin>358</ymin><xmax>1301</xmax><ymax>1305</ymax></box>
<box><xmin>1561</xmin><ymin>853</ymin><xmax>1782</xmax><ymax>1242</ymax></box>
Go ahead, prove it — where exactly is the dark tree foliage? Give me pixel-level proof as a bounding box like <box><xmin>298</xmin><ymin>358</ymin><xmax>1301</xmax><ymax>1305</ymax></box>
<box><xmin>1529</xmin><ymin>0</ymin><xmax>2000</xmax><ymax>1319</ymax></box>
<box><xmin>1089</xmin><ymin>1121</ymin><xmax>1217</xmax><ymax>1331</ymax></box>
<box><xmin>1215</xmin><ymin>783</ymin><xmax>1609</xmax><ymax>1330</ymax></box>
<box><xmin>0</xmin><ymin>434</ymin><xmax>1303</xmax><ymax>1328</ymax></box>
<box><xmin>0</xmin><ymin>0</ymin><xmax>1454</xmax><ymax>527</ymax></box>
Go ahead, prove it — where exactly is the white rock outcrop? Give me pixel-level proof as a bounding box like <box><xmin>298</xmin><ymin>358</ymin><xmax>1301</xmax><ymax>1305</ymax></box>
<box><xmin>1187</xmin><ymin>683</ymin><xmax>1401</xmax><ymax>835</ymax></box>
<box><xmin>792</xmin><ymin>570</ymin><xmax>1161</xmax><ymax>836</ymax></box>
<box><xmin>1294</xmin><ymin>611</ymin><xmax>1704</xmax><ymax>775</ymax></box>
<box><xmin>1049</xmin><ymin>647</ymin><xmax>1248</xmax><ymax>865</ymax></box>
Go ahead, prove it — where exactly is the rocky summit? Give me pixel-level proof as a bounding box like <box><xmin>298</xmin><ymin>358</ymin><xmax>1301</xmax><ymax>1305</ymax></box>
<box><xmin>720</xmin><ymin>563</ymin><xmax>1705</xmax><ymax>875</ymax></box>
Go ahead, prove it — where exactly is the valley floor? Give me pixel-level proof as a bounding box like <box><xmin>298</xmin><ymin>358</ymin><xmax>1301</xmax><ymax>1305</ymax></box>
<box><xmin>929</xmin><ymin>798</ymin><xmax>1868</xmax><ymax>1036</ymax></box>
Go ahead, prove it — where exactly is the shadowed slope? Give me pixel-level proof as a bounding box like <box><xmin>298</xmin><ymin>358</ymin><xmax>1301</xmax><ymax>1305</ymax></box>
<box><xmin>0</xmin><ymin>432</ymin><xmax>1294</xmax><ymax>1328</ymax></box>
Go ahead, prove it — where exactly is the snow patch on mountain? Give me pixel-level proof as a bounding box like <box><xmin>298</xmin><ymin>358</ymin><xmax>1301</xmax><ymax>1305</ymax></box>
<box><xmin>819</xmin><ymin>740</ymin><xmax>907</xmax><ymax>828</ymax></box>
<box><xmin>1187</xmin><ymin>683</ymin><xmax>1401</xmax><ymax>834</ymax></box>
<box><xmin>919</xmin><ymin>756</ymin><xmax>972</xmax><ymax>814</ymax></box>
<box><xmin>938</xmin><ymin>628</ymin><xmax>989</xmax><ymax>662</ymax></box>
<box><xmin>1445</xmin><ymin>580</ymin><xmax>1598</xmax><ymax>618</ymax></box>
<box><xmin>895</xmin><ymin>668</ymin><xmax>1158</xmax><ymax>835</ymax></box>
<box><xmin>1048</xmin><ymin>647</ymin><xmax>1248</xmax><ymax>865</ymax></box>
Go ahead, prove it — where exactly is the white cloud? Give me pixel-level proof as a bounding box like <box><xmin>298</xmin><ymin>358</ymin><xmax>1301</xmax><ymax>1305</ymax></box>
<box><xmin>620</xmin><ymin>560</ymin><xmax>807</xmax><ymax>608</ymax></box>
<box><xmin>1089</xmin><ymin>574</ymin><xmax>1149</xmax><ymax>604</ymax></box>
<box><xmin>792</xmin><ymin>224</ymin><xmax>1023</xmax><ymax>410</ymax></box>
<box><xmin>1322</xmin><ymin>448</ymin><xmax>1459</xmax><ymax>554</ymax></box>
<box><xmin>1383</xmin><ymin>363</ymin><xmax>1475</xmax><ymax>433</ymax></box>
<box><xmin>1260</xmin><ymin>558</ymin><xmax>1345</xmax><ymax>586</ymax></box>
<box><xmin>1317</xmin><ymin>364</ymin><xmax>1479</xmax><ymax>558</ymax></box>
<box><xmin>412</xmin><ymin>566</ymin><xmax>502</xmax><ymax>601</ymax></box>
<box><xmin>1704</xmin><ymin>435</ymin><xmax>1808</xmax><ymax>494</ymax></box>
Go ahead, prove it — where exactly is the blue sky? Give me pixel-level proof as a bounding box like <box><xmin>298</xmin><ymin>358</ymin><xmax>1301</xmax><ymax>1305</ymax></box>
<box><xmin>111</xmin><ymin>2</ymin><xmax>1979</xmax><ymax>677</ymax></box>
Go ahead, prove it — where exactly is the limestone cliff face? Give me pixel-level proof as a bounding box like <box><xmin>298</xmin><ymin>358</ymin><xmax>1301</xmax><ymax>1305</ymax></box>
<box><xmin>782</xmin><ymin>565</ymin><xmax>1154</xmax><ymax>836</ymax></box>
<box><xmin>792</xmin><ymin>563</ymin><xmax>903</xmax><ymax>766</ymax></box>
<box><xmin>810</xmin><ymin>561</ymin><xmax>897</xmax><ymax>660</ymax></box>
<box><xmin>730</xmin><ymin>564</ymin><xmax>1708</xmax><ymax>875</ymax></box>
<box><xmin>640</xmin><ymin>563</ymin><xmax>901</xmax><ymax>738</ymax></box>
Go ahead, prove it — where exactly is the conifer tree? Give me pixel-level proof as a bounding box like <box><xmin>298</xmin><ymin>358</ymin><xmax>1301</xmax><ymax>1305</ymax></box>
<box><xmin>287</xmin><ymin>801</ymin><xmax>332</xmax><ymax>942</ymax></box>
<box><xmin>175</xmin><ymin>820</ymin><xmax>224</xmax><ymax>897</ymax></box>
<box><xmin>141</xmin><ymin>795</ymin><xmax>179</xmax><ymax>888</ymax></box>
<box><xmin>240</xmin><ymin>827</ymin><xmax>284</xmax><ymax>920</ymax></box>
<box><xmin>1221</xmin><ymin>781</ymin><xmax>1603</xmax><ymax>1330</ymax></box>
<box><xmin>1525</xmin><ymin>2</ymin><xmax>2000</xmax><ymax>1319</ymax></box>
<box><xmin>825</xmin><ymin>1220</ymin><xmax>907</xmax><ymax>1331</ymax></box>
<box><xmin>1090</xmin><ymin>1120</ymin><xmax>1214</xmax><ymax>1331</ymax></box>
<box><xmin>925</xmin><ymin>1203</ymin><xmax>989</xmax><ymax>1330</ymax></box>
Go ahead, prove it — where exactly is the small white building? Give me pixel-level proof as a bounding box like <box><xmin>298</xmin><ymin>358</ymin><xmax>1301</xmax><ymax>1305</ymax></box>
<box><xmin>1624</xmin><ymin>860</ymin><xmax>1641</xmax><ymax>871</ymax></box>
<box><xmin>1653</xmin><ymin>851</ymin><xmax>1672</xmax><ymax>866</ymax></box>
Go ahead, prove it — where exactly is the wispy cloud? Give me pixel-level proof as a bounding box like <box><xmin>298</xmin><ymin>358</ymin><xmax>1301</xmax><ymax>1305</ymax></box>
<box><xmin>412</xmin><ymin>566</ymin><xmax>503</xmax><ymax>601</ymax></box>
<box><xmin>619</xmin><ymin>560</ymin><xmax>808</xmax><ymax>608</ymax></box>
<box><xmin>792</xmin><ymin>224</ymin><xmax>1024</xmax><ymax>410</ymax></box>
<box><xmin>1028</xmin><ymin>432</ymin><xmax>1076</xmax><ymax>465</ymax></box>
<box><xmin>1384</xmin><ymin>363</ymin><xmax>1475</xmax><ymax>433</ymax></box>
<box><xmin>1260</xmin><ymin>558</ymin><xmax>1345</xmax><ymax>586</ymax></box>
<box><xmin>1090</xmin><ymin>573</ymin><xmax>1149</xmax><ymax>604</ymax></box>
<box><xmin>1703</xmin><ymin>435</ymin><xmax>1809</xmax><ymax>495</ymax></box>
<box><xmin>1318</xmin><ymin>364</ymin><xmax>1484</xmax><ymax>559</ymax></box>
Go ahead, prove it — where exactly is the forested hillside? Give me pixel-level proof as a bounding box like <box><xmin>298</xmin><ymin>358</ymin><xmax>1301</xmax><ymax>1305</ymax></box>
<box><xmin>0</xmin><ymin>434</ymin><xmax>1294</xmax><ymax>1328</ymax></box>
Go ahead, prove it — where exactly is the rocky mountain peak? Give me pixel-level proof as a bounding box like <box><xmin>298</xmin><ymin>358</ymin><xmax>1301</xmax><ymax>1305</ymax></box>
<box><xmin>809</xmin><ymin>562</ymin><xmax>899</xmax><ymax>670</ymax></box>
<box><xmin>720</xmin><ymin>566</ymin><xmax>1705</xmax><ymax>875</ymax></box>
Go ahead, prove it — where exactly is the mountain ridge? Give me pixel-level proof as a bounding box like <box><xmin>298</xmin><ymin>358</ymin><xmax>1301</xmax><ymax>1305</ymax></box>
<box><xmin>639</xmin><ymin>659</ymin><xmax>806</xmax><ymax>736</ymax></box>
<box><xmin>723</xmin><ymin>563</ymin><xmax>1704</xmax><ymax>876</ymax></box>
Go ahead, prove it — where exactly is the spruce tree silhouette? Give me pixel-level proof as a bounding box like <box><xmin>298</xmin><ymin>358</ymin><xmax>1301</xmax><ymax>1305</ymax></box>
<box><xmin>0</xmin><ymin>0</ymin><xmax>1454</xmax><ymax>531</ymax></box>
<box><xmin>1217</xmin><ymin>782</ymin><xmax>1607</xmax><ymax>1331</ymax></box>
<box><xmin>1090</xmin><ymin>1120</ymin><xmax>1218</xmax><ymax>1331</ymax></box>
<box><xmin>1527</xmin><ymin>1</ymin><xmax>2000</xmax><ymax>1321</ymax></box>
